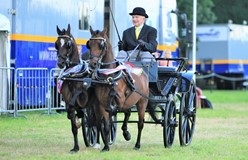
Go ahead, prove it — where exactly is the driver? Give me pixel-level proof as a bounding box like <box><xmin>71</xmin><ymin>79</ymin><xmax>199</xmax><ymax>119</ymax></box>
<box><xmin>116</xmin><ymin>7</ymin><xmax>158</xmax><ymax>62</ymax></box>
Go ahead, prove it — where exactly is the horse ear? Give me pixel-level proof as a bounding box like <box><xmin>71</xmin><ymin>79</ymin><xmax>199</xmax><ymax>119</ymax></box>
<box><xmin>67</xmin><ymin>24</ymin><xmax>71</xmax><ymax>34</ymax></box>
<box><xmin>100</xmin><ymin>27</ymin><xmax>108</xmax><ymax>37</ymax></box>
<box><xmin>103</xmin><ymin>27</ymin><xmax>108</xmax><ymax>35</ymax></box>
<box><xmin>89</xmin><ymin>26</ymin><xmax>94</xmax><ymax>35</ymax></box>
<box><xmin>56</xmin><ymin>25</ymin><xmax>61</xmax><ymax>35</ymax></box>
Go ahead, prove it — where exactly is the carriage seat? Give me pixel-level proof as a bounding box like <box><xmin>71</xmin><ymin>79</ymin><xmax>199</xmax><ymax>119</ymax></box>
<box><xmin>157</xmin><ymin>66</ymin><xmax>177</xmax><ymax>73</ymax></box>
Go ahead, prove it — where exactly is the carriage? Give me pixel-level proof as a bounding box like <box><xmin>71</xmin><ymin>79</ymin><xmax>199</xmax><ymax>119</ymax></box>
<box><xmin>56</xmin><ymin>25</ymin><xmax>196</xmax><ymax>152</ymax></box>
<box><xmin>78</xmin><ymin>57</ymin><xmax>197</xmax><ymax>149</ymax></box>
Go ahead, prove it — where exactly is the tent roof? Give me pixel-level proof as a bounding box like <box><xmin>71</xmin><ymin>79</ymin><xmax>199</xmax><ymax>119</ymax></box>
<box><xmin>0</xmin><ymin>14</ymin><xmax>10</xmax><ymax>32</ymax></box>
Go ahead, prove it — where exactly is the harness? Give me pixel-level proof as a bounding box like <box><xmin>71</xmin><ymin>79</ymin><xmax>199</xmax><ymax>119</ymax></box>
<box><xmin>57</xmin><ymin>61</ymin><xmax>89</xmax><ymax>93</ymax></box>
<box><xmin>57</xmin><ymin>59</ymin><xmax>90</xmax><ymax>106</ymax></box>
<box><xmin>57</xmin><ymin>34</ymin><xmax>79</xmax><ymax>68</ymax></box>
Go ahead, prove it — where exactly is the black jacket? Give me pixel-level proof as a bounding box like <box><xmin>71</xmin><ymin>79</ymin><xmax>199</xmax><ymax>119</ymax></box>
<box><xmin>122</xmin><ymin>24</ymin><xmax>158</xmax><ymax>53</ymax></box>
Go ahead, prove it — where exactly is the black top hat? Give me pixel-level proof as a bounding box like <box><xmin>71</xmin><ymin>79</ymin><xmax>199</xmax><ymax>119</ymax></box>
<box><xmin>129</xmin><ymin>7</ymin><xmax>148</xmax><ymax>18</ymax></box>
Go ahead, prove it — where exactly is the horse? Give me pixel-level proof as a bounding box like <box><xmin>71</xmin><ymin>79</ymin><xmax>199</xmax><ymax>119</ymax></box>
<box><xmin>55</xmin><ymin>24</ymin><xmax>97</xmax><ymax>153</ymax></box>
<box><xmin>87</xmin><ymin>26</ymin><xmax>149</xmax><ymax>151</ymax></box>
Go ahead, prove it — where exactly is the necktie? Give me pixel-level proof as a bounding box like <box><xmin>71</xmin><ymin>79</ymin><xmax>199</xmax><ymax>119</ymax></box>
<box><xmin>135</xmin><ymin>26</ymin><xmax>140</xmax><ymax>39</ymax></box>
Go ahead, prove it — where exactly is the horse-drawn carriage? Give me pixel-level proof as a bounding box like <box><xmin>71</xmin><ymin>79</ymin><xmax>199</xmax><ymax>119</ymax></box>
<box><xmin>55</xmin><ymin>24</ymin><xmax>196</xmax><ymax>152</ymax></box>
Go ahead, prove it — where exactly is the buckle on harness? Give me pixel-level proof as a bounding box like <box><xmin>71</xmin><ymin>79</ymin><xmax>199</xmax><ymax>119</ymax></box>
<box><xmin>107</xmin><ymin>77</ymin><xmax>118</xmax><ymax>86</ymax></box>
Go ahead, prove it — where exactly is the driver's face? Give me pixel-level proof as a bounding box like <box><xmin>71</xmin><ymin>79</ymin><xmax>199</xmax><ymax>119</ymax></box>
<box><xmin>132</xmin><ymin>15</ymin><xmax>145</xmax><ymax>27</ymax></box>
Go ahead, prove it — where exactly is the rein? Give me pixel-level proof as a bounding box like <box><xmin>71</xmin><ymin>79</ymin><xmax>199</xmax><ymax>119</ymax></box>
<box><xmin>57</xmin><ymin>34</ymin><xmax>80</xmax><ymax>68</ymax></box>
<box><xmin>89</xmin><ymin>37</ymin><xmax>106</xmax><ymax>59</ymax></box>
<box><xmin>88</xmin><ymin>37</ymin><xmax>113</xmax><ymax>68</ymax></box>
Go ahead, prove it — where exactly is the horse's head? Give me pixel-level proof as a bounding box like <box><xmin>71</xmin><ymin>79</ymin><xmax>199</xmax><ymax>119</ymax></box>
<box><xmin>87</xmin><ymin>26</ymin><xmax>114</xmax><ymax>70</ymax></box>
<box><xmin>55</xmin><ymin>24</ymin><xmax>79</xmax><ymax>69</ymax></box>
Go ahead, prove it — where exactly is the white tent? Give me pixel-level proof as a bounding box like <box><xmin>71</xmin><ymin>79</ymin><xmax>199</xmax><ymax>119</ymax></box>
<box><xmin>0</xmin><ymin>14</ymin><xmax>11</xmax><ymax>113</ymax></box>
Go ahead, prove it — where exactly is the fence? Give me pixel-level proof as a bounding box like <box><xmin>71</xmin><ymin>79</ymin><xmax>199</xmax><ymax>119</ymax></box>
<box><xmin>0</xmin><ymin>67</ymin><xmax>65</xmax><ymax>117</ymax></box>
<box><xmin>196</xmin><ymin>73</ymin><xmax>248</xmax><ymax>89</ymax></box>
<box><xmin>48</xmin><ymin>68</ymin><xmax>65</xmax><ymax>114</ymax></box>
<box><xmin>14</xmin><ymin>68</ymin><xmax>49</xmax><ymax>116</ymax></box>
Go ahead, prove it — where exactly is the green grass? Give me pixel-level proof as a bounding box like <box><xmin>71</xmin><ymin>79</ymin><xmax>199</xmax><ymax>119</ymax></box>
<box><xmin>203</xmin><ymin>90</ymin><xmax>248</xmax><ymax>103</ymax></box>
<box><xmin>0</xmin><ymin>90</ymin><xmax>248</xmax><ymax>160</ymax></box>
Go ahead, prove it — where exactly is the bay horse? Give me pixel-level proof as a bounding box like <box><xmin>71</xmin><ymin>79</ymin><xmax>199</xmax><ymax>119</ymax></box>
<box><xmin>87</xmin><ymin>26</ymin><xmax>149</xmax><ymax>151</ymax></box>
<box><xmin>55</xmin><ymin>24</ymin><xmax>97</xmax><ymax>153</ymax></box>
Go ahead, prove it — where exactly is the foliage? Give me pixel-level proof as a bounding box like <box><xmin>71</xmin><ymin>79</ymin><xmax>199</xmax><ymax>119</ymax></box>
<box><xmin>177</xmin><ymin>0</ymin><xmax>216</xmax><ymax>24</ymax></box>
<box><xmin>177</xmin><ymin>0</ymin><xmax>248</xmax><ymax>25</ymax></box>
<box><xmin>177</xmin><ymin>0</ymin><xmax>217</xmax><ymax>57</ymax></box>
<box><xmin>213</xmin><ymin>0</ymin><xmax>248</xmax><ymax>24</ymax></box>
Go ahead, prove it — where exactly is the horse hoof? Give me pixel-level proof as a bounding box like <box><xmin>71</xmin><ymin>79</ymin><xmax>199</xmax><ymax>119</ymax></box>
<box><xmin>123</xmin><ymin>131</ymin><xmax>131</xmax><ymax>141</ymax></box>
<box><xmin>69</xmin><ymin>149</ymin><xmax>79</xmax><ymax>154</ymax></box>
<box><xmin>100</xmin><ymin>146</ymin><xmax>109</xmax><ymax>152</ymax></box>
<box><xmin>133</xmin><ymin>145</ymin><xmax>140</xmax><ymax>150</ymax></box>
<box><xmin>133</xmin><ymin>147</ymin><xmax>140</xmax><ymax>150</ymax></box>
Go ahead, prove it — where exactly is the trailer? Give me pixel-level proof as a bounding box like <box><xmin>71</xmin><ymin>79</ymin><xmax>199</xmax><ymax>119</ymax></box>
<box><xmin>0</xmin><ymin>0</ymin><xmax>104</xmax><ymax>106</ymax></box>
<box><xmin>0</xmin><ymin>0</ymin><xmax>179</xmax><ymax>106</ymax></box>
<box><xmin>195</xmin><ymin>24</ymin><xmax>248</xmax><ymax>89</ymax></box>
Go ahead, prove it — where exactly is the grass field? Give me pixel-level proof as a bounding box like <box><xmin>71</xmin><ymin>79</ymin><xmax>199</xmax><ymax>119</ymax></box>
<box><xmin>0</xmin><ymin>90</ymin><xmax>248</xmax><ymax>160</ymax></box>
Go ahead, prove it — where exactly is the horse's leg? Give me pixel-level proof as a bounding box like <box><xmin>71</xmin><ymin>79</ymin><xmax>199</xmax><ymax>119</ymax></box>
<box><xmin>98</xmin><ymin>105</ymin><xmax>111</xmax><ymax>152</ymax></box>
<box><xmin>93</xmin><ymin>106</ymin><xmax>101</xmax><ymax>149</ymax></box>
<box><xmin>94</xmin><ymin>103</ymin><xmax>110</xmax><ymax>152</ymax></box>
<box><xmin>100</xmin><ymin>115</ymin><xmax>111</xmax><ymax>152</ymax></box>
<box><xmin>67</xmin><ymin>105</ymin><xmax>80</xmax><ymax>153</ymax></box>
<box><xmin>122</xmin><ymin>109</ymin><xmax>131</xmax><ymax>141</ymax></box>
<box><xmin>93</xmin><ymin>128</ymin><xmax>101</xmax><ymax>149</ymax></box>
<box><xmin>134</xmin><ymin>100</ymin><xmax>147</xmax><ymax>150</ymax></box>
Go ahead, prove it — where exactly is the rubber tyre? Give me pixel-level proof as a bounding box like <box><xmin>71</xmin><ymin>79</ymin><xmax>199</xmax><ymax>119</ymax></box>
<box><xmin>82</xmin><ymin>108</ymin><xmax>98</xmax><ymax>147</ymax></box>
<box><xmin>163</xmin><ymin>99</ymin><xmax>177</xmax><ymax>148</ymax></box>
<box><xmin>178</xmin><ymin>81</ymin><xmax>197</xmax><ymax>146</ymax></box>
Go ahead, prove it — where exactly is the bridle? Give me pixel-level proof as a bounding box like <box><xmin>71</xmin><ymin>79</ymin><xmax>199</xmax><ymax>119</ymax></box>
<box><xmin>56</xmin><ymin>34</ymin><xmax>77</xmax><ymax>68</ymax></box>
<box><xmin>88</xmin><ymin>37</ymin><xmax>107</xmax><ymax>68</ymax></box>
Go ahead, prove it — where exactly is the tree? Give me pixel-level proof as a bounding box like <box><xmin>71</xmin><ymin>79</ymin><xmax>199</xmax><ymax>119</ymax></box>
<box><xmin>177</xmin><ymin>0</ymin><xmax>216</xmax><ymax>24</ymax></box>
<box><xmin>213</xmin><ymin>0</ymin><xmax>248</xmax><ymax>24</ymax></box>
<box><xmin>177</xmin><ymin>0</ymin><xmax>216</xmax><ymax>57</ymax></box>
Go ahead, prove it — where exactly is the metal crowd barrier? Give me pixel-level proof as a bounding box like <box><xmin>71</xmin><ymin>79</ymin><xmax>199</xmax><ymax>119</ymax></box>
<box><xmin>48</xmin><ymin>68</ymin><xmax>65</xmax><ymax>114</ymax></box>
<box><xmin>0</xmin><ymin>67</ymin><xmax>15</xmax><ymax>115</ymax></box>
<box><xmin>0</xmin><ymin>67</ymin><xmax>68</xmax><ymax>117</ymax></box>
<box><xmin>14</xmin><ymin>68</ymin><xmax>49</xmax><ymax>117</ymax></box>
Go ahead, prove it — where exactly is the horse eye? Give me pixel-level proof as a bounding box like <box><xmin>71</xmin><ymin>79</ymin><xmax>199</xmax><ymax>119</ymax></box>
<box><xmin>67</xmin><ymin>41</ymin><xmax>72</xmax><ymax>49</ymax></box>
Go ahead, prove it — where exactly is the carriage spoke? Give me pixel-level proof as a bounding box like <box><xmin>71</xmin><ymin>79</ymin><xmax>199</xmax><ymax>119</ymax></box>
<box><xmin>186</xmin><ymin>119</ymin><xmax>191</xmax><ymax>143</ymax></box>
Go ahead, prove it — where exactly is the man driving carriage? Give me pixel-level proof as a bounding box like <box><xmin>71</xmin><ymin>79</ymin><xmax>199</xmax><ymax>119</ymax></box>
<box><xmin>116</xmin><ymin>7</ymin><xmax>158</xmax><ymax>62</ymax></box>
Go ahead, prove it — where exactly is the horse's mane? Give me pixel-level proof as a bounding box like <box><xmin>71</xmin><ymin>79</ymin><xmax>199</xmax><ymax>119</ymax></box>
<box><xmin>103</xmin><ymin>35</ymin><xmax>115</xmax><ymax>67</ymax></box>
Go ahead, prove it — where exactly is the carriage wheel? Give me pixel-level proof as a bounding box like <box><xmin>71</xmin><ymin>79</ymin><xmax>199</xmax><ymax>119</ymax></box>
<box><xmin>109</xmin><ymin>113</ymin><xmax>117</xmax><ymax>145</ymax></box>
<box><xmin>81</xmin><ymin>108</ymin><xmax>98</xmax><ymax>147</ymax></box>
<box><xmin>179</xmin><ymin>81</ymin><xmax>197</xmax><ymax>146</ymax></box>
<box><xmin>163</xmin><ymin>98</ymin><xmax>177</xmax><ymax>148</ymax></box>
